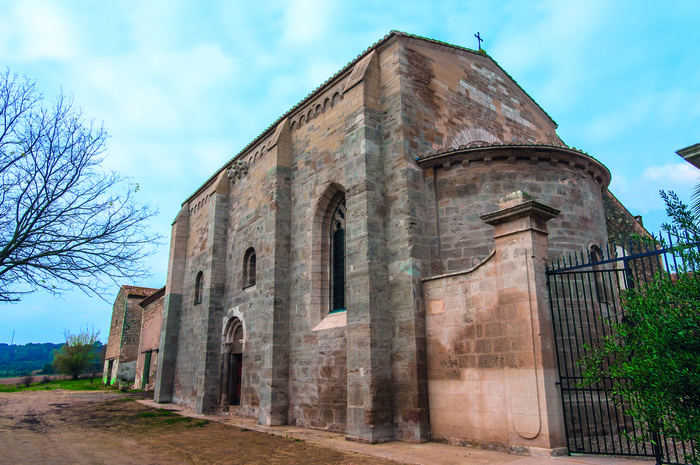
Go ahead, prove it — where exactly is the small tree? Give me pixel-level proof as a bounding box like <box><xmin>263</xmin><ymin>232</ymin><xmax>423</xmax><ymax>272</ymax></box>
<box><xmin>579</xmin><ymin>191</ymin><xmax>700</xmax><ymax>460</ymax></box>
<box><xmin>52</xmin><ymin>327</ymin><xmax>100</xmax><ymax>380</ymax></box>
<box><xmin>41</xmin><ymin>362</ymin><xmax>54</xmax><ymax>375</ymax></box>
<box><xmin>19</xmin><ymin>371</ymin><xmax>35</xmax><ymax>387</ymax></box>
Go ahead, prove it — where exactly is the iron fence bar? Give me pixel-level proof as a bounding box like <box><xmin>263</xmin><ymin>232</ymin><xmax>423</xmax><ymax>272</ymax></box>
<box><xmin>639</xmin><ymin>240</ymin><xmax>651</xmax><ymax>286</ymax></box>
<box><xmin>659</xmin><ymin>240</ymin><xmax>671</xmax><ymax>279</ymax></box>
<box><xmin>554</xmin><ymin>273</ymin><xmax>579</xmax><ymax>452</ymax></box>
<box><xmin>547</xmin><ymin>274</ymin><xmax>573</xmax><ymax>455</ymax></box>
<box><xmin>628</xmin><ymin>239</ymin><xmax>643</xmax><ymax>289</ymax></box>
<box><xmin>668</xmin><ymin>435</ymin><xmax>679</xmax><ymax>463</ymax></box>
<box><xmin>607</xmin><ymin>266</ymin><xmax>633</xmax><ymax>455</ymax></box>
<box><xmin>567</xmin><ymin>268</ymin><xmax>590</xmax><ymax>448</ymax></box>
<box><xmin>564</xmin><ymin>271</ymin><xmax>587</xmax><ymax>451</ymax></box>
<box><xmin>612</xmin><ymin>268</ymin><xmax>631</xmax><ymax>455</ymax></box>
<box><xmin>652</xmin><ymin>432</ymin><xmax>663</xmax><ymax>465</ymax></box>
<box><xmin>667</xmin><ymin>231</ymin><xmax>680</xmax><ymax>273</ymax></box>
<box><xmin>597</xmin><ymin>269</ymin><xmax>624</xmax><ymax>454</ymax></box>
<box><xmin>614</xmin><ymin>268</ymin><xmax>647</xmax><ymax>457</ymax></box>
<box><xmin>582</xmin><ymin>269</ymin><xmax>604</xmax><ymax>452</ymax></box>
<box><xmin>638</xmin><ymin>244</ymin><xmax>650</xmax><ymax>286</ymax></box>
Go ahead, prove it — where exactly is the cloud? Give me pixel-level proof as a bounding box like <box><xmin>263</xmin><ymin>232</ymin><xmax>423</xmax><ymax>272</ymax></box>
<box><xmin>0</xmin><ymin>1</ymin><xmax>77</xmax><ymax>61</ymax></box>
<box><xmin>608</xmin><ymin>162</ymin><xmax>696</xmax><ymax>236</ymax></box>
<box><xmin>280</xmin><ymin>0</ymin><xmax>334</xmax><ymax>45</ymax></box>
<box><xmin>490</xmin><ymin>0</ymin><xmax>609</xmax><ymax>101</ymax></box>
<box><xmin>642</xmin><ymin>163</ymin><xmax>699</xmax><ymax>184</ymax></box>
<box><xmin>81</xmin><ymin>43</ymin><xmax>235</xmax><ymax>131</ymax></box>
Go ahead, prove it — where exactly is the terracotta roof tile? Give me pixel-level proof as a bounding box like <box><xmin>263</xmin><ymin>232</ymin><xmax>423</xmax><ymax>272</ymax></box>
<box><xmin>121</xmin><ymin>285</ymin><xmax>159</xmax><ymax>298</ymax></box>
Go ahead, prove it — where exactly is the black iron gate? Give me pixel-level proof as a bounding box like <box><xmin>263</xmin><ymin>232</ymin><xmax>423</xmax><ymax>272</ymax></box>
<box><xmin>546</xmin><ymin>235</ymin><xmax>698</xmax><ymax>464</ymax></box>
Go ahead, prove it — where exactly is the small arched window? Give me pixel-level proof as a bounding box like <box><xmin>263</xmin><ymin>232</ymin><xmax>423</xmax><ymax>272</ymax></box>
<box><xmin>194</xmin><ymin>271</ymin><xmax>204</xmax><ymax>304</ymax></box>
<box><xmin>330</xmin><ymin>198</ymin><xmax>346</xmax><ymax>312</ymax></box>
<box><xmin>243</xmin><ymin>248</ymin><xmax>256</xmax><ymax>288</ymax></box>
<box><xmin>589</xmin><ymin>244</ymin><xmax>608</xmax><ymax>303</ymax></box>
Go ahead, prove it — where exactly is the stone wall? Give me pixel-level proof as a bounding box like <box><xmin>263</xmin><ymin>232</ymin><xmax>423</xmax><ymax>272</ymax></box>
<box><xmin>398</xmin><ymin>39</ymin><xmax>561</xmax><ymax>158</ymax></box>
<box><xmin>603</xmin><ymin>188</ymin><xmax>649</xmax><ymax>243</ymax></box>
<box><xmin>103</xmin><ymin>286</ymin><xmax>158</xmax><ymax>385</ymax></box>
<box><xmin>104</xmin><ymin>289</ymin><xmax>128</xmax><ymax>363</ymax></box>
<box><xmin>420</xmin><ymin>147</ymin><xmax>610</xmax><ymax>275</ymax></box>
<box><xmin>284</xmin><ymin>67</ymin><xmax>352</xmax><ymax>431</ymax></box>
<box><xmin>135</xmin><ymin>288</ymin><xmax>164</xmax><ymax>390</ymax></box>
<box><xmin>423</xmin><ymin>193</ymin><xmax>566</xmax><ymax>455</ymax></box>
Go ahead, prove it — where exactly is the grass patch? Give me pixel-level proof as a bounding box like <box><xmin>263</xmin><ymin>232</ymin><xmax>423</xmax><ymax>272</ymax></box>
<box><xmin>138</xmin><ymin>409</ymin><xmax>179</xmax><ymax>418</ymax></box>
<box><xmin>186</xmin><ymin>420</ymin><xmax>209</xmax><ymax>428</ymax></box>
<box><xmin>103</xmin><ymin>397</ymin><xmax>136</xmax><ymax>405</ymax></box>
<box><xmin>0</xmin><ymin>378</ymin><xmax>119</xmax><ymax>393</ymax></box>
<box><xmin>165</xmin><ymin>417</ymin><xmax>192</xmax><ymax>425</ymax></box>
<box><xmin>137</xmin><ymin>408</ymin><xmax>193</xmax><ymax>426</ymax></box>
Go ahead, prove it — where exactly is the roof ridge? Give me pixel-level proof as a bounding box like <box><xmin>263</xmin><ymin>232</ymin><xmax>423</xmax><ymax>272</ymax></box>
<box><xmin>392</xmin><ymin>30</ymin><xmax>557</xmax><ymax>128</ymax></box>
<box><xmin>183</xmin><ymin>31</ymin><xmax>559</xmax><ymax>205</ymax></box>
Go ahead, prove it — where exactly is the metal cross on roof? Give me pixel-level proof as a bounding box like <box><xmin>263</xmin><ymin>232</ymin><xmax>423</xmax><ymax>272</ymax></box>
<box><xmin>475</xmin><ymin>32</ymin><xmax>483</xmax><ymax>50</ymax></box>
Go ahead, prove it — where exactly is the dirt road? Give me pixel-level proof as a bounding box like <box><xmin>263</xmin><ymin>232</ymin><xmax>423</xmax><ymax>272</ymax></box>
<box><xmin>0</xmin><ymin>390</ymin><xmax>403</xmax><ymax>464</ymax></box>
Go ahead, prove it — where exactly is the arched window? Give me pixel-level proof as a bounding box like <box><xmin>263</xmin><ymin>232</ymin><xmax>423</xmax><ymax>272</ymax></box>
<box><xmin>194</xmin><ymin>271</ymin><xmax>204</xmax><ymax>304</ymax></box>
<box><xmin>329</xmin><ymin>198</ymin><xmax>346</xmax><ymax>312</ymax></box>
<box><xmin>243</xmin><ymin>248</ymin><xmax>256</xmax><ymax>288</ymax></box>
<box><xmin>589</xmin><ymin>244</ymin><xmax>608</xmax><ymax>303</ymax></box>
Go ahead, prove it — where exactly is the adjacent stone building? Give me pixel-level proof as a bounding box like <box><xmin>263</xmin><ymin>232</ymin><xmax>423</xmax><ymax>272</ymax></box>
<box><xmin>134</xmin><ymin>286</ymin><xmax>166</xmax><ymax>390</ymax></box>
<box><xmin>152</xmin><ymin>31</ymin><xmax>641</xmax><ymax>454</ymax></box>
<box><xmin>103</xmin><ymin>285</ymin><xmax>159</xmax><ymax>385</ymax></box>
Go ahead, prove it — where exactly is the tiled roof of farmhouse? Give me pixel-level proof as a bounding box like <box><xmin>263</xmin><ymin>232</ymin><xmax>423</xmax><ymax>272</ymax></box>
<box><xmin>121</xmin><ymin>285</ymin><xmax>159</xmax><ymax>298</ymax></box>
<box><xmin>184</xmin><ymin>31</ymin><xmax>558</xmax><ymax>205</ymax></box>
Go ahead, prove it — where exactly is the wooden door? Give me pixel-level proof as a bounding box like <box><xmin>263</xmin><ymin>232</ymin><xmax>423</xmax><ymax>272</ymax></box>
<box><xmin>228</xmin><ymin>353</ymin><xmax>242</xmax><ymax>406</ymax></box>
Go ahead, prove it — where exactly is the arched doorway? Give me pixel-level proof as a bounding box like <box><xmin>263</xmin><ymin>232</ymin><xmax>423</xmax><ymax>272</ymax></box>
<box><xmin>221</xmin><ymin>319</ymin><xmax>243</xmax><ymax>407</ymax></box>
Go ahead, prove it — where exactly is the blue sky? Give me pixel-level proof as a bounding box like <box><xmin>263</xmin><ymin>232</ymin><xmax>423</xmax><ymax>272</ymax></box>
<box><xmin>1</xmin><ymin>0</ymin><xmax>698</xmax><ymax>344</ymax></box>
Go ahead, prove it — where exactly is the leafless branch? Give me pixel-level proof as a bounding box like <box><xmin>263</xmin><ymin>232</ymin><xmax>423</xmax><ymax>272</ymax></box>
<box><xmin>0</xmin><ymin>69</ymin><xmax>162</xmax><ymax>303</ymax></box>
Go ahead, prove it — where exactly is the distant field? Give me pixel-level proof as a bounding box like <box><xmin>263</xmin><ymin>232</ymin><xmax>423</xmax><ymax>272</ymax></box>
<box><xmin>0</xmin><ymin>373</ymin><xmax>71</xmax><ymax>385</ymax></box>
<box><xmin>0</xmin><ymin>341</ymin><xmax>103</xmax><ymax>378</ymax></box>
<box><xmin>0</xmin><ymin>374</ymin><xmax>104</xmax><ymax>389</ymax></box>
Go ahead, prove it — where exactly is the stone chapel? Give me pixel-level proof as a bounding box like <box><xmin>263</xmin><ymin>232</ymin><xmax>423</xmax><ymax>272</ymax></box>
<box><xmin>150</xmin><ymin>31</ymin><xmax>643</xmax><ymax>455</ymax></box>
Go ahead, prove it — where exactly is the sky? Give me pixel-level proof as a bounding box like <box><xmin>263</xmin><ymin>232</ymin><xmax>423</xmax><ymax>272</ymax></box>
<box><xmin>0</xmin><ymin>0</ymin><xmax>698</xmax><ymax>345</ymax></box>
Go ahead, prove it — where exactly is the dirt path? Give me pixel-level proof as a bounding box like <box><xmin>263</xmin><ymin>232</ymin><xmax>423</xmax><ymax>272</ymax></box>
<box><xmin>0</xmin><ymin>390</ymin><xmax>404</xmax><ymax>464</ymax></box>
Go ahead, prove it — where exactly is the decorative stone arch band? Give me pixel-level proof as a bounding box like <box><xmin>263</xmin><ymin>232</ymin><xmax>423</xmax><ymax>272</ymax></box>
<box><xmin>416</xmin><ymin>143</ymin><xmax>611</xmax><ymax>189</ymax></box>
<box><xmin>222</xmin><ymin>307</ymin><xmax>247</xmax><ymax>351</ymax></box>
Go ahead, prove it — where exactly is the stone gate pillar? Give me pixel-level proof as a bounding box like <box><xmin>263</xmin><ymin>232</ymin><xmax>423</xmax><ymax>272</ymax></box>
<box><xmin>479</xmin><ymin>191</ymin><xmax>567</xmax><ymax>454</ymax></box>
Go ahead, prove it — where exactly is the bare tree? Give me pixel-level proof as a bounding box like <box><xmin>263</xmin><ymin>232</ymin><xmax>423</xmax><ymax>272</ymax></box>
<box><xmin>0</xmin><ymin>70</ymin><xmax>161</xmax><ymax>302</ymax></box>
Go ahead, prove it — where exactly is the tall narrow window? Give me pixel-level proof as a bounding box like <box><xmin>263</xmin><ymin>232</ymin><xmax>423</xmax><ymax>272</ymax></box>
<box><xmin>590</xmin><ymin>245</ymin><xmax>608</xmax><ymax>304</ymax></box>
<box><xmin>194</xmin><ymin>271</ymin><xmax>203</xmax><ymax>304</ymax></box>
<box><xmin>329</xmin><ymin>198</ymin><xmax>346</xmax><ymax>312</ymax></box>
<box><xmin>243</xmin><ymin>248</ymin><xmax>256</xmax><ymax>288</ymax></box>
